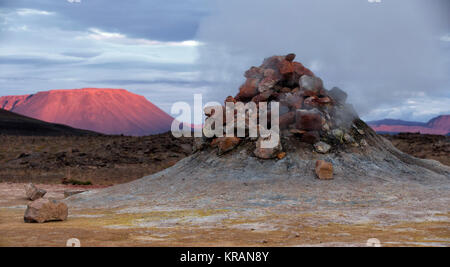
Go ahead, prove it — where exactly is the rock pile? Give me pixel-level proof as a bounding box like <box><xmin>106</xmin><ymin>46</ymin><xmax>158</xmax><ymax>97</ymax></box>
<box><xmin>23</xmin><ymin>183</ymin><xmax>68</xmax><ymax>223</ymax></box>
<box><xmin>200</xmin><ymin>53</ymin><xmax>369</xmax><ymax>178</ymax></box>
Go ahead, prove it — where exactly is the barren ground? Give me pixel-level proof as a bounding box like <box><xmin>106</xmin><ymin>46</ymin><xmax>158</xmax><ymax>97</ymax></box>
<box><xmin>0</xmin><ymin>182</ymin><xmax>448</xmax><ymax>247</ymax></box>
<box><xmin>0</xmin><ymin>133</ymin><xmax>448</xmax><ymax>247</ymax></box>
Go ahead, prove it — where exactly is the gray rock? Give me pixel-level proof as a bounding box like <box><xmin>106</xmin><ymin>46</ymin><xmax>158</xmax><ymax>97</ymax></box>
<box><xmin>314</xmin><ymin>142</ymin><xmax>331</xmax><ymax>154</ymax></box>
<box><xmin>24</xmin><ymin>183</ymin><xmax>46</xmax><ymax>201</ymax></box>
<box><xmin>299</xmin><ymin>75</ymin><xmax>323</xmax><ymax>92</ymax></box>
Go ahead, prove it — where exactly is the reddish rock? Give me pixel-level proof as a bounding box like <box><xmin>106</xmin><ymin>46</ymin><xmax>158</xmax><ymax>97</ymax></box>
<box><xmin>24</xmin><ymin>183</ymin><xmax>46</xmax><ymax>201</ymax></box>
<box><xmin>279</xmin><ymin>60</ymin><xmax>294</xmax><ymax>75</ymax></box>
<box><xmin>211</xmin><ymin>137</ymin><xmax>241</xmax><ymax>154</ymax></box>
<box><xmin>263</xmin><ymin>68</ymin><xmax>275</xmax><ymax>78</ymax></box>
<box><xmin>293</xmin><ymin>62</ymin><xmax>314</xmax><ymax>77</ymax></box>
<box><xmin>261</xmin><ymin>56</ymin><xmax>284</xmax><ymax>71</ymax></box>
<box><xmin>301</xmin><ymin>90</ymin><xmax>317</xmax><ymax>98</ymax></box>
<box><xmin>285</xmin><ymin>53</ymin><xmax>296</xmax><ymax>62</ymax></box>
<box><xmin>279</xmin><ymin>111</ymin><xmax>296</xmax><ymax>129</ymax></box>
<box><xmin>24</xmin><ymin>198</ymin><xmax>68</xmax><ymax>223</ymax></box>
<box><xmin>317</xmin><ymin>97</ymin><xmax>332</xmax><ymax>105</ymax></box>
<box><xmin>258</xmin><ymin>76</ymin><xmax>278</xmax><ymax>93</ymax></box>
<box><xmin>277</xmin><ymin>152</ymin><xmax>287</xmax><ymax>160</ymax></box>
<box><xmin>296</xmin><ymin>109</ymin><xmax>323</xmax><ymax>131</ymax></box>
<box><xmin>236</xmin><ymin>78</ymin><xmax>259</xmax><ymax>100</ymax></box>
<box><xmin>300</xmin><ymin>131</ymin><xmax>320</xmax><ymax>144</ymax></box>
<box><xmin>315</xmin><ymin>160</ymin><xmax>333</xmax><ymax>180</ymax></box>
<box><xmin>245</xmin><ymin>67</ymin><xmax>264</xmax><ymax>79</ymax></box>
<box><xmin>280</xmin><ymin>87</ymin><xmax>292</xmax><ymax>93</ymax></box>
<box><xmin>283</xmin><ymin>94</ymin><xmax>303</xmax><ymax>110</ymax></box>
<box><xmin>303</xmin><ymin>96</ymin><xmax>319</xmax><ymax>109</ymax></box>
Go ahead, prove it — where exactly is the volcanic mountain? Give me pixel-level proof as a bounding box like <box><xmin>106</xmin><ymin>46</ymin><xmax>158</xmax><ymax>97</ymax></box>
<box><xmin>0</xmin><ymin>88</ymin><xmax>174</xmax><ymax>136</ymax></box>
<box><xmin>368</xmin><ymin>115</ymin><xmax>450</xmax><ymax>135</ymax></box>
<box><xmin>0</xmin><ymin>109</ymin><xmax>99</xmax><ymax>136</ymax></box>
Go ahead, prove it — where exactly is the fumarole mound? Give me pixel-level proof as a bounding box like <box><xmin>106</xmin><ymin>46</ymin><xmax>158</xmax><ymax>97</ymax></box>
<box><xmin>67</xmin><ymin>55</ymin><xmax>449</xmax><ymax>216</ymax></box>
<box><xmin>195</xmin><ymin>53</ymin><xmax>364</xmax><ymax>160</ymax></box>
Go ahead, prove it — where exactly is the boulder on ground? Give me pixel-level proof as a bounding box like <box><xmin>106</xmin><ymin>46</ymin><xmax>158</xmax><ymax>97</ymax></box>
<box><xmin>315</xmin><ymin>160</ymin><xmax>333</xmax><ymax>180</ymax></box>
<box><xmin>24</xmin><ymin>198</ymin><xmax>68</xmax><ymax>223</ymax></box>
<box><xmin>24</xmin><ymin>183</ymin><xmax>46</xmax><ymax>201</ymax></box>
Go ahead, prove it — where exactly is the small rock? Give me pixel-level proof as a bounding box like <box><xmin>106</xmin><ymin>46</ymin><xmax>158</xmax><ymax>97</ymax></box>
<box><xmin>24</xmin><ymin>183</ymin><xmax>47</xmax><ymax>201</ymax></box>
<box><xmin>277</xmin><ymin>152</ymin><xmax>286</xmax><ymax>160</ymax></box>
<box><xmin>314</xmin><ymin>142</ymin><xmax>331</xmax><ymax>154</ymax></box>
<box><xmin>24</xmin><ymin>198</ymin><xmax>68</xmax><ymax>223</ymax></box>
<box><xmin>279</xmin><ymin>60</ymin><xmax>294</xmax><ymax>75</ymax></box>
<box><xmin>285</xmin><ymin>53</ymin><xmax>296</xmax><ymax>62</ymax></box>
<box><xmin>211</xmin><ymin>137</ymin><xmax>241</xmax><ymax>154</ymax></box>
<box><xmin>293</xmin><ymin>62</ymin><xmax>314</xmax><ymax>77</ymax></box>
<box><xmin>332</xmin><ymin>129</ymin><xmax>344</xmax><ymax>141</ymax></box>
<box><xmin>279</xmin><ymin>111</ymin><xmax>296</xmax><ymax>129</ymax></box>
<box><xmin>300</xmin><ymin>131</ymin><xmax>320</xmax><ymax>144</ymax></box>
<box><xmin>295</xmin><ymin>109</ymin><xmax>324</xmax><ymax>131</ymax></box>
<box><xmin>193</xmin><ymin>137</ymin><xmax>207</xmax><ymax>152</ymax></box>
<box><xmin>299</xmin><ymin>75</ymin><xmax>323</xmax><ymax>93</ymax></box>
<box><xmin>315</xmin><ymin>160</ymin><xmax>333</xmax><ymax>180</ymax></box>
<box><xmin>317</xmin><ymin>96</ymin><xmax>332</xmax><ymax>105</ymax></box>
<box><xmin>64</xmin><ymin>190</ymin><xmax>87</xmax><ymax>198</ymax></box>
<box><xmin>343</xmin><ymin>133</ymin><xmax>355</xmax><ymax>143</ymax></box>
<box><xmin>236</xmin><ymin>78</ymin><xmax>259</xmax><ymax>100</ymax></box>
<box><xmin>258</xmin><ymin>75</ymin><xmax>278</xmax><ymax>93</ymax></box>
<box><xmin>303</xmin><ymin>96</ymin><xmax>319</xmax><ymax>109</ymax></box>
<box><xmin>360</xmin><ymin>139</ymin><xmax>368</xmax><ymax>147</ymax></box>
<box><xmin>244</xmin><ymin>66</ymin><xmax>264</xmax><ymax>79</ymax></box>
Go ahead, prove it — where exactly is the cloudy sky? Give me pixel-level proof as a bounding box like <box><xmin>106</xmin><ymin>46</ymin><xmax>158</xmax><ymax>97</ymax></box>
<box><xmin>0</xmin><ymin>0</ymin><xmax>449</xmax><ymax>122</ymax></box>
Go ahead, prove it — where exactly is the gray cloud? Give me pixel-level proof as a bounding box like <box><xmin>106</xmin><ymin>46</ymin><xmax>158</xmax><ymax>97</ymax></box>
<box><xmin>196</xmin><ymin>0</ymin><xmax>450</xmax><ymax>121</ymax></box>
<box><xmin>1</xmin><ymin>0</ymin><xmax>210</xmax><ymax>41</ymax></box>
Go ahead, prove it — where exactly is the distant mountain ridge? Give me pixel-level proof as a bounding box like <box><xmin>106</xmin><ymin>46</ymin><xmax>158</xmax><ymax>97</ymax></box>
<box><xmin>368</xmin><ymin>115</ymin><xmax>450</xmax><ymax>135</ymax></box>
<box><xmin>0</xmin><ymin>109</ymin><xmax>100</xmax><ymax>136</ymax></box>
<box><xmin>0</xmin><ymin>88</ymin><xmax>174</xmax><ymax>136</ymax></box>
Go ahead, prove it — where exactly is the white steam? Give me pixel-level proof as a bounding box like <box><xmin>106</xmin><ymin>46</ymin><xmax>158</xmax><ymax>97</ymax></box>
<box><xmin>196</xmin><ymin>0</ymin><xmax>449</xmax><ymax>120</ymax></box>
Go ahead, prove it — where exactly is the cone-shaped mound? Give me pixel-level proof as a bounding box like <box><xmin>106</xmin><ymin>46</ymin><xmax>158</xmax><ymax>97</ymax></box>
<box><xmin>67</xmin><ymin>55</ymin><xmax>449</xmax><ymax>221</ymax></box>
